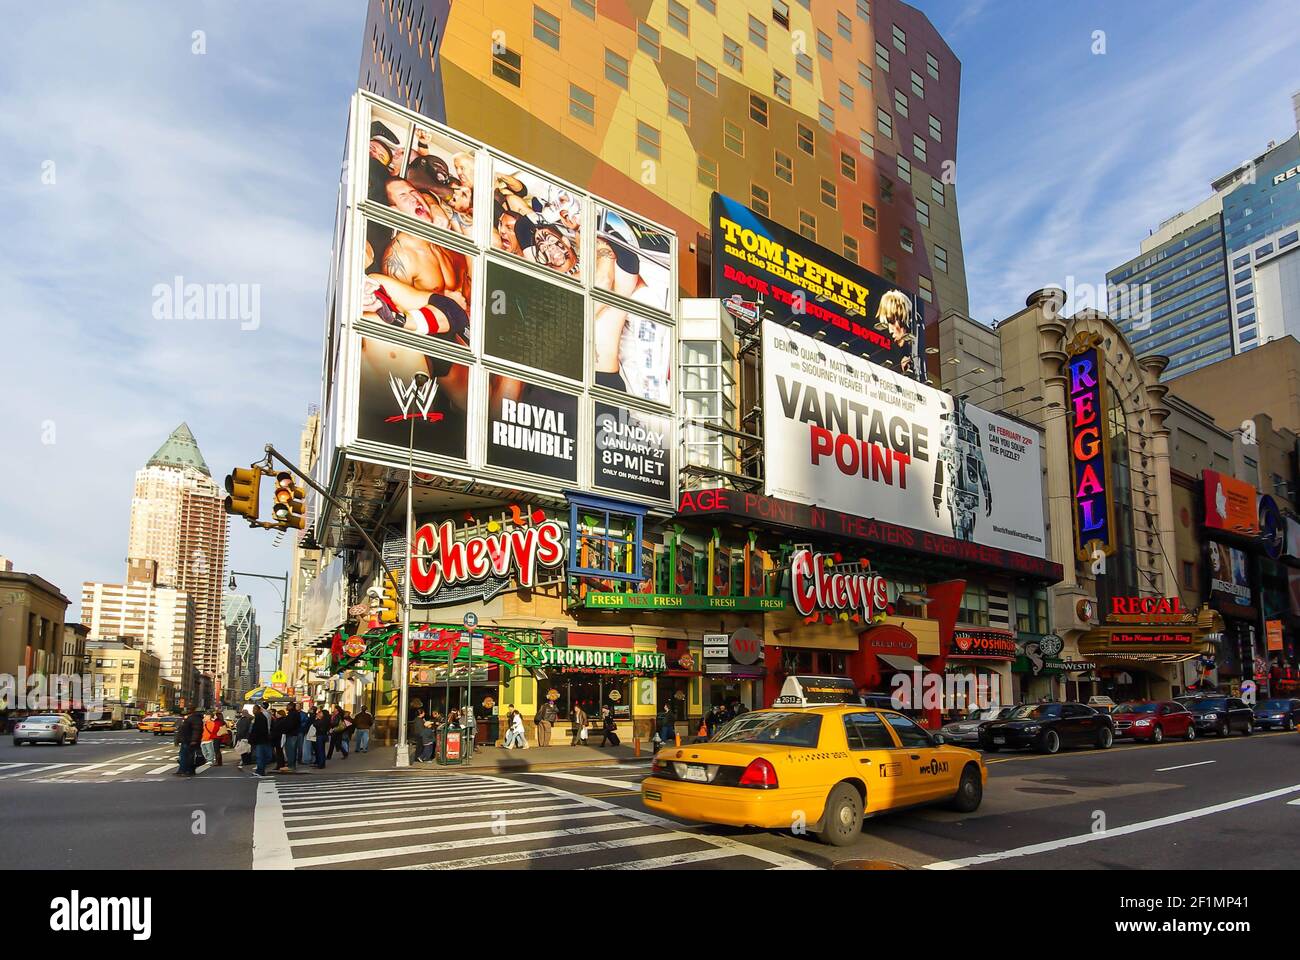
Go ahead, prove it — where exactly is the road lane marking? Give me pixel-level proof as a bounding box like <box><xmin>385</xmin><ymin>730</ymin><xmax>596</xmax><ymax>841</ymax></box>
<box><xmin>285</xmin><ymin>801</ymin><xmax>586</xmax><ymax>834</ymax></box>
<box><xmin>1156</xmin><ymin>760</ymin><xmax>1217</xmax><ymax>772</ymax></box>
<box><xmin>923</xmin><ymin>782</ymin><xmax>1300</xmax><ymax>870</ymax></box>
<box><xmin>252</xmin><ymin>780</ymin><xmax>293</xmax><ymax>870</ymax></box>
<box><xmin>517</xmin><ymin>771</ymin><xmax>653</xmax><ymax>790</ymax></box>
<box><xmin>282</xmin><ymin>793</ymin><xmax>559</xmax><ymax>824</ymax></box>
<box><xmin>289</xmin><ymin>808</ymin><xmax>617</xmax><ymax>847</ymax></box>
<box><xmin>277</xmin><ymin>789</ymin><xmax>534</xmax><ymax>816</ymax></box>
<box><xmin>146</xmin><ymin>764</ymin><xmax>175</xmax><ymax>775</ymax></box>
<box><xmin>0</xmin><ymin>763</ymin><xmax>72</xmax><ymax>779</ymax></box>
<box><xmin>585</xmin><ymin>847</ymin><xmax>740</xmax><ymax>870</ymax></box>
<box><xmin>389</xmin><ymin>831</ymin><xmax>683</xmax><ymax>870</ymax></box>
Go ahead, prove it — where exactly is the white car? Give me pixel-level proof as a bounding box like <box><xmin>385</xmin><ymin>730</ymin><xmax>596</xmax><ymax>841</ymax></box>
<box><xmin>13</xmin><ymin>714</ymin><xmax>79</xmax><ymax>746</ymax></box>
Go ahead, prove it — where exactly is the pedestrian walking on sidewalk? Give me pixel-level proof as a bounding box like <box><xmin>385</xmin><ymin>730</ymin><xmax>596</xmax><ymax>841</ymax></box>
<box><xmin>657</xmin><ymin>704</ymin><xmax>676</xmax><ymax>746</ymax></box>
<box><xmin>248</xmin><ymin>704</ymin><xmax>273</xmax><ymax>778</ymax></box>
<box><xmin>298</xmin><ymin>706</ymin><xmax>312</xmax><ymax>763</ymax></box>
<box><xmin>277</xmin><ymin>704</ymin><xmax>300</xmax><ymax>773</ymax></box>
<box><xmin>503</xmin><ymin>706</ymin><xmax>526</xmax><ymax>749</ymax></box>
<box><xmin>312</xmin><ymin>708</ymin><xmax>330</xmax><ymax>768</ymax></box>
<box><xmin>235</xmin><ymin>707</ymin><xmax>253</xmax><ymax>767</ymax></box>
<box><xmin>570</xmin><ymin>702</ymin><xmax>588</xmax><ymax>746</ymax></box>
<box><xmin>599</xmin><ymin>706</ymin><xmax>620</xmax><ymax>747</ymax></box>
<box><xmin>535</xmin><ymin>698</ymin><xmax>557</xmax><ymax>747</ymax></box>
<box><xmin>175</xmin><ymin>707</ymin><xmax>204</xmax><ymax>777</ymax></box>
<box><xmin>353</xmin><ymin>707</ymin><xmax>373</xmax><ymax>753</ymax></box>
<box><xmin>412</xmin><ymin>709</ymin><xmax>437</xmax><ymax>762</ymax></box>
<box><xmin>326</xmin><ymin>705</ymin><xmax>349</xmax><ymax>761</ymax></box>
<box><xmin>201</xmin><ymin>710</ymin><xmax>224</xmax><ymax>767</ymax></box>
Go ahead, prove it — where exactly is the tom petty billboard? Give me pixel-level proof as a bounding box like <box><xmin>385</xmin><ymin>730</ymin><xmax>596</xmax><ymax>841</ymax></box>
<box><xmin>762</xmin><ymin>322</ymin><xmax>1047</xmax><ymax>558</ymax></box>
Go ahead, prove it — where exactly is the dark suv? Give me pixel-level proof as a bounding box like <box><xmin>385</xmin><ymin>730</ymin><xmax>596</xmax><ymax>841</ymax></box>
<box><xmin>1186</xmin><ymin>697</ymin><xmax>1253</xmax><ymax>737</ymax></box>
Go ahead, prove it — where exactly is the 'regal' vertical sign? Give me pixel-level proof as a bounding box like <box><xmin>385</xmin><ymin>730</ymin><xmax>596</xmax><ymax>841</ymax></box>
<box><xmin>1066</xmin><ymin>333</ymin><xmax>1115</xmax><ymax>561</ymax></box>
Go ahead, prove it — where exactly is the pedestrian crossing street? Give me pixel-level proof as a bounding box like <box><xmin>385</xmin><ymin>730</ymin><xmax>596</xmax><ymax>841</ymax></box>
<box><xmin>253</xmin><ymin>773</ymin><xmax>817</xmax><ymax>871</ymax></box>
<box><xmin>0</xmin><ymin>749</ymin><xmax>232</xmax><ymax>782</ymax></box>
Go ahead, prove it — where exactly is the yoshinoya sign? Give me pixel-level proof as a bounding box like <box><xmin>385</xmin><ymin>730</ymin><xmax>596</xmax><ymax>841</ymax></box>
<box><xmin>1065</xmin><ymin>332</ymin><xmax>1115</xmax><ymax>561</ymax></box>
<box><xmin>950</xmin><ymin>629</ymin><xmax>1017</xmax><ymax>659</ymax></box>
<box><xmin>408</xmin><ymin>515</ymin><xmax>565</xmax><ymax>603</ymax></box>
<box><xmin>789</xmin><ymin>548</ymin><xmax>889</xmax><ymax>622</ymax></box>
<box><xmin>761</xmin><ymin>322</ymin><xmax>1047</xmax><ymax>558</ymax></box>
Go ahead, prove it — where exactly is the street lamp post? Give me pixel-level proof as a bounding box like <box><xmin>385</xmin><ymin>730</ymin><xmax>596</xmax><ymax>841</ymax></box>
<box><xmin>229</xmin><ymin>570</ymin><xmax>289</xmax><ymax>689</ymax></box>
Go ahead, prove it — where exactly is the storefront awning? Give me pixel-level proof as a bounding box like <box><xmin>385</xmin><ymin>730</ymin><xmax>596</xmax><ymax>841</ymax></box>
<box><xmin>878</xmin><ymin>653</ymin><xmax>924</xmax><ymax>673</ymax></box>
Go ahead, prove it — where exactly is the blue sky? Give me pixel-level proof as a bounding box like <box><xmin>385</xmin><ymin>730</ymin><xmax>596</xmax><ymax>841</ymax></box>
<box><xmin>0</xmin><ymin>1</ymin><xmax>1297</xmax><ymax>679</ymax></box>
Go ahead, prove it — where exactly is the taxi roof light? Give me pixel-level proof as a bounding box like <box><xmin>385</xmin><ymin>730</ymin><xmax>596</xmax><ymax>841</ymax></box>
<box><xmin>738</xmin><ymin>757</ymin><xmax>779</xmax><ymax>789</ymax></box>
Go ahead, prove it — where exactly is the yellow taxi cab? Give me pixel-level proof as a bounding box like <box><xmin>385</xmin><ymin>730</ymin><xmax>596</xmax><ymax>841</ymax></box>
<box><xmin>152</xmin><ymin>716</ymin><xmax>182</xmax><ymax>737</ymax></box>
<box><xmin>641</xmin><ymin>676</ymin><xmax>987</xmax><ymax>846</ymax></box>
<box><xmin>137</xmin><ymin>714</ymin><xmax>162</xmax><ymax>734</ymax></box>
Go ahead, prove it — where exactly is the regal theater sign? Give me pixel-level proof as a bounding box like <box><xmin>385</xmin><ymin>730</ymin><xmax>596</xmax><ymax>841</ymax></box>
<box><xmin>1065</xmin><ymin>332</ymin><xmax>1115</xmax><ymax>561</ymax></box>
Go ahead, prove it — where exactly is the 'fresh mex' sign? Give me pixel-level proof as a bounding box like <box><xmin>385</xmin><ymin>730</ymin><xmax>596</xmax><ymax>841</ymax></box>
<box><xmin>1066</xmin><ymin>334</ymin><xmax>1115</xmax><ymax>561</ymax></box>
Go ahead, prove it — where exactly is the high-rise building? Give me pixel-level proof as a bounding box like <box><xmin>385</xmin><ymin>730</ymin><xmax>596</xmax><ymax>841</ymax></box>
<box><xmin>126</xmin><ymin>423</ymin><xmax>228</xmax><ymax>691</ymax></box>
<box><xmin>358</xmin><ymin>0</ymin><xmax>969</xmax><ymax>321</ymax></box>
<box><xmin>222</xmin><ymin>593</ymin><xmax>259</xmax><ymax>702</ymax></box>
<box><xmin>82</xmin><ymin>560</ymin><xmax>197</xmax><ymax>705</ymax></box>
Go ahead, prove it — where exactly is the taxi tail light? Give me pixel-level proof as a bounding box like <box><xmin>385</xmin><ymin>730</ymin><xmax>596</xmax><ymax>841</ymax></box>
<box><xmin>738</xmin><ymin>758</ymin><xmax>779</xmax><ymax>789</ymax></box>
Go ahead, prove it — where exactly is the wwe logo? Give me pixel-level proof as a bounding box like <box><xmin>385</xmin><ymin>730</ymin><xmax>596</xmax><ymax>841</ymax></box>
<box><xmin>386</xmin><ymin>373</ymin><xmax>442</xmax><ymax>423</ymax></box>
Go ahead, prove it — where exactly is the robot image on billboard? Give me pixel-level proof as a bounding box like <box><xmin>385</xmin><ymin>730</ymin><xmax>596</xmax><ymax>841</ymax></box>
<box><xmin>932</xmin><ymin>397</ymin><xmax>992</xmax><ymax>542</ymax></box>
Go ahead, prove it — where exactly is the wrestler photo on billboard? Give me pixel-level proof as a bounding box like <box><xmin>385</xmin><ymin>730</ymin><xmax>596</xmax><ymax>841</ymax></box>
<box><xmin>368</xmin><ymin>105</ymin><xmax>477</xmax><ymax>238</ymax></box>
<box><xmin>356</xmin><ymin>335</ymin><xmax>469</xmax><ymax>460</ymax></box>
<box><xmin>594</xmin><ymin>206</ymin><xmax>672</xmax><ymax>313</ymax></box>
<box><xmin>359</xmin><ymin>225</ymin><xmax>472</xmax><ymax>349</ymax></box>
<box><xmin>592</xmin><ymin>305</ymin><xmax>672</xmax><ymax>406</ymax></box>
<box><xmin>366</xmin><ymin>107</ymin><xmax>412</xmax><ymax>200</ymax></box>
<box><xmin>490</xmin><ymin>162</ymin><xmax>583</xmax><ymax>279</ymax></box>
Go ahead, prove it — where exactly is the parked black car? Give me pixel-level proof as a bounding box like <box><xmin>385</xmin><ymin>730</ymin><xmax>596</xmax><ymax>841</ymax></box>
<box><xmin>978</xmin><ymin>702</ymin><xmax>1114</xmax><ymax>754</ymax></box>
<box><xmin>1186</xmin><ymin>697</ymin><xmax>1253</xmax><ymax>736</ymax></box>
<box><xmin>1253</xmin><ymin>698</ymin><xmax>1300</xmax><ymax>731</ymax></box>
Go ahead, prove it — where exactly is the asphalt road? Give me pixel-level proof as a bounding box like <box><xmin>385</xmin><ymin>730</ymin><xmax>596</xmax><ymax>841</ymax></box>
<box><xmin>4</xmin><ymin>728</ymin><xmax>1298</xmax><ymax>870</ymax></box>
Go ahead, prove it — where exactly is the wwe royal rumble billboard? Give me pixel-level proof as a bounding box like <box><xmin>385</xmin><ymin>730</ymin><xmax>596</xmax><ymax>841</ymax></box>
<box><xmin>762</xmin><ymin>322</ymin><xmax>1047</xmax><ymax>558</ymax></box>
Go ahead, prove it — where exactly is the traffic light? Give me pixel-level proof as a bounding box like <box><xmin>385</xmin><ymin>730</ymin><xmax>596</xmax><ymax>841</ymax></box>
<box><xmin>271</xmin><ymin>471</ymin><xmax>306</xmax><ymax>530</ymax></box>
<box><xmin>224</xmin><ymin>467</ymin><xmax>261</xmax><ymax>521</ymax></box>
<box><xmin>378</xmin><ymin>572</ymin><xmax>400</xmax><ymax>623</ymax></box>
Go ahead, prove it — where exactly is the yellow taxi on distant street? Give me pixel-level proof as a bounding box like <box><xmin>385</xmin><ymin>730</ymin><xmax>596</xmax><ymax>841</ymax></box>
<box><xmin>641</xmin><ymin>676</ymin><xmax>987</xmax><ymax>846</ymax></box>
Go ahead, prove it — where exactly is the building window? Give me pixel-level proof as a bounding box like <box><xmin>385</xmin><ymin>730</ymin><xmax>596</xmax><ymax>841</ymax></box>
<box><xmin>773</xmin><ymin>0</ymin><xmax>790</xmax><ymax>29</ymax></box>
<box><xmin>637</xmin><ymin>121</ymin><xmax>661</xmax><ymax>159</ymax></box>
<box><xmin>857</xmin><ymin>0</ymin><xmax>870</xmax><ymax>21</ymax></box>
<box><xmin>492</xmin><ymin>45</ymin><xmax>522</xmax><ymax>86</ymax></box>
<box><xmin>774</xmin><ymin>69</ymin><xmax>792</xmax><ymax>103</ymax></box>
<box><xmin>749</xmin><ymin>14</ymin><xmax>767</xmax><ymax>48</ymax></box>
<box><xmin>567</xmin><ymin>494</ymin><xmax>646</xmax><ymax>582</ymax></box>
<box><xmin>797</xmin><ymin>122</ymin><xmax>814</xmax><ymax>155</ymax></box>
<box><xmin>926</xmin><ymin>51</ymin><xmax>939</xmax><ymax>80</ymax></box>
<box><xmin>697</xmin><ymin>154</ymin><xmax>718</xmax><ymax>189</ymax></box>
<box><xmin>910</xmin><ymin>69</ymin><xmax>925</xmax><ymax>98</ymax></box>
<box><xmin>900</xmin><ymin>225</ymin><xmax>913</xmax><ymax>253</ymax></box>
<box><xmin>894</xmin><ymin>88</ymin><xmax>909</xmax><ymax>118</ymax></box>
<box><xmin>723</xmin><ymin>34</ymin><xmax>743</xmax><ymax>70</ymax></box>
<box><xmin>818</xmin><ymin>100</ymin><xmax>834</xmax><ymax>131</ymax></box>
<box><xmin>572</xmin><ymin>0</ymin><xmax>596</xmax><ymax>18</ymax></box>
<box><xmin>821</xmin><ymin>178</ymin><xmax>837</xmax><ymax>208</ymax></box>
<box><xmin>916</xmin><ymin>197</ymin><xmax>929</xmax><ymax>227</ymax></box>
<box><xmin>875</xmin><ymin>40</ymin><xmax>890</xmax><ymax>72</ymax></box>
<box><xmin>897</xmin><ymin>154</ymin><xmax>911</xmax><ymax>183</ymax></box>
<box><xmin>840</xmin><ymin>151</ymin><xmax>857</xmax><ymax>180</ymax></box>
<box><xmin>935</xmin><ymin>244</ymin><xmax>948</xmax><ymax>273</ymax></box>
<box><xmin>724</xmin><ymin>118</ymin><xmax>744</xmax><ymax>155</ymax></box>
<box><xmin>892</xmin><ymin>23</ymin><xmax>907</xmax><ymax>52</ymax></box>
<box><xmin>795</xmin><ymin>50</ymin><xmax>813</xmax><ymax>82</ymax></box>
<box><xmin>918</xmin><ymin>275</ymin><xmax>933</xmax><ymax>303</ymax></box>
<box><xmin>568</xmin><ymin>83</ymin><xmax>595</xmax><ymax>125</ymax></box>
<box><xmin>798</xmin><ymin>210</ymin><xmax>817</xmax><ymax>240</ymax></box>
<box><xmin>533</xmin><ymin>6</ymin><xmax>560</xmax><ymax>49</ymax></box>
<box><xmin>929</xmin><ymin>114</ymin><xmax>942</xmax><ymax>141</ymax></box>
<box><xmin>817</xmin><ymin>29</ymin><xmax>833</xmax><ymax>58</ymax></box>
<box><xmin>931</xmin><ymin>178</ymin><xmax>945</xmax><ymax>205</ymax></box>
<box><xmin>857</xmin><ymin>60</ymin><xmax>872</xmax><ymax>88</ymax></box>
<box><xmin>775</xmin><ymin>150</ymin><xmax>794</xmax><ymax>183</ymax></box>
<box><xmin>751</xmin><ymin>183</ymin><xmax>771</xmax><ymax>217</ymax></box>
<box><xmin>862</xmin><ymin>201</ymin><xmax>877</xmax><ymax>231</ymax></box>
<box><xmin>696</xmin><ymin>58</ymin><xmax>718</xmax><ymax>95</ymax></box>
<box><xmin>880</xmin><ymin>174</ymin><xmax>894</xmax><ymax>203</ymax></box>
<box><xmin>637</xmin><ymin>21</ymin><xmax>661</xmax><ymax>59</ymax></box>
<box><xmin>959</xmin><ymin>584</ymin><xmax>989</xmax><ymax>626</ymax></box>
<box><xmin>698</xmin><ymin>0</ymin><xmax>717</xmax><ymax>13</ymax></box>
<box><xmin>667</xmin><ymin>0</ymin><xmax>690</xmax><ymax>35</ymax></box>
<box><xmin>913</xmin><ymin>133</ymin><xmax>927</xmax><ymax>163</ymax></box>
<box><xmin>1182</xmin><ymin>561</ymin><xmax>1196</xmax><ymax>589</ymax></box>
<box><xmin>839</xmin><ymin>79</ymin><xmax>854</xmax><ymax>108</ymax></box>
<box><xmin>844</xmin><ymin>234</ymin><xmax>859</xmax><ymax>262</ymax></box>
<box><xmin>877</xmin><ymin>107</ymin><xmax>892</xmax><ymax>140</ymax></box>
<box><xmin>668</xmin><ymin>87</ymin><xmax>691</xmax><ymax>124</ymax></box>
<box><xmin>604</xmin><ymin>48</ymin><xmax>629</xmax><ymax>89</ymax></box>
<box><xmin>750</xmin><ymin>93</ymin><xmax>768</xmax><ymax>126</ymax></box>
<box><xmin>859</xmin><ymin>128</ymin><xmax>874</xmax><ymax>158</ymax></box>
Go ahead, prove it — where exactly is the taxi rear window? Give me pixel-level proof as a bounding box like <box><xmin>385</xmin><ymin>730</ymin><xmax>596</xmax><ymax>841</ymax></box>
<box><xmin>713</xmin><ymin>712</ymin><xmax>822</xmax><ymax>747</ymax></box>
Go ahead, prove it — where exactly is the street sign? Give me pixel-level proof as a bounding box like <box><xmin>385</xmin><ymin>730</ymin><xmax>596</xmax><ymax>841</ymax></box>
<box><xmin>463</xmin><ymin>611</ymin><xmax>479</xmax><ymax>629</ymax></box>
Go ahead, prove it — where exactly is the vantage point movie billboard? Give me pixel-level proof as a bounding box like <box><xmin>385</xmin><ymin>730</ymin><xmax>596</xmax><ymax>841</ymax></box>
<box><xmin>711</xmin><ymin>193</ymin><xmax>926</xmax><ymax>380</ymax></box>
<box><xmin>762</xmin><ymin>322</ymin><xmax>1047</xmax><ymax>558</ymax></box>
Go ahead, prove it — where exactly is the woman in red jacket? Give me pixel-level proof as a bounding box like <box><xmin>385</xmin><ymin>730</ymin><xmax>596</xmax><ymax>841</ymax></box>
<box><xmin>201</xmin><ymin>711</ymin><xmax>225</xmax><ymax>767</ymax></box>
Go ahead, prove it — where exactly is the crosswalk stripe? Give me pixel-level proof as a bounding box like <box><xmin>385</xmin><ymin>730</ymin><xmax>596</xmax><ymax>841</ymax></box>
<box><xmin>585</xmin><ymin>847</ymin><xmax>743</xmax><ymax>870</ymax></box>
<box><xmin>277</xmin><ymin>787</ymin><xmax>534</xmax><ymax>812</ymax></box>
<box><xmin>146</xmin><ymin>764</ymin><xmax>174</xmax><ymax>775</ymax></box>
<box><xmin>518</xmin><ymin>771</ymin><xmax>650</xmax><ymax>790</ymax></box>
<box><xmin>286</xmin><ymin>800</ymin><xmax>587</xmax><ymax>834</ymax></box>
<box><xmin>275</xmin><ymin>776</ymin><xmax>508</xmax><ymax>795</ymax></box>
<box><xmin>289</xmin><ymin>808</ymin><xmax>617</xmax><ymax>848</ymax></box>
<box><xmin>276</xmin><ymin>790</ymin><xmax>538</xmax><ymax>818</ymax></box>
<box><xmin>389</xmin><ymin>831</ymin><xmax>684</xmax><ymax>870</ymax></box>
<box><xmin>283</xmin><ymin>793</ymin><xmax>560</xmax><ymax>824</ymax></box>
<box><xmin>104</xmin><ymin>763</ymin><xmax>146</xmax><ymax>776</ymax></box>
<box><xmin>0</xmin><ymin>763</ymin><xmax>72</xmax><ymax>779</ymax></box>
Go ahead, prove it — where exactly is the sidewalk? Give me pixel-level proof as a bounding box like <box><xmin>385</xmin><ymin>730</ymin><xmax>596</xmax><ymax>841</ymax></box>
<box><xmin>245</xmin><ymin>741</ymin><xmax>654</xmax><ymax>777</ymax></box>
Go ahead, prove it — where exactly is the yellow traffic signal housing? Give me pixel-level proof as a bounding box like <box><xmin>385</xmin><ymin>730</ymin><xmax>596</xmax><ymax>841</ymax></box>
<box><xmin>271</xmin><ymin>471</ymin><xmax>307</xmax><ymax>530</ymax></box>
<box><xmin>379</xmin><ymin>572</ymin><xmax>400</xmax><ymax>623</ymax></box>
<box><xmin>224</xmin><ymin>468</ymin><xmax>261</xmax><ymax>521</ymax></box>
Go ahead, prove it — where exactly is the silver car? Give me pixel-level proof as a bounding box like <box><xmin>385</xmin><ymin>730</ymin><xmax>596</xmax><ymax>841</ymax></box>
<box><xmin>13</xmin><ymin>713</ymin><xmax>79</xmax><ymax>746</ymax></box>
<box><xmin>941</xmin><ymin>705</ymin><xmax>1014</xmax><ymax>745</ymax></box>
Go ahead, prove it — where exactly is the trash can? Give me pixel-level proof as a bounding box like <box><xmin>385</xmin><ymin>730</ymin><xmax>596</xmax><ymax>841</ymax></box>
<box><xmin>436</xmin><ymin>723</ymin><xmax>468</xmax><ymax>765</ymax></box>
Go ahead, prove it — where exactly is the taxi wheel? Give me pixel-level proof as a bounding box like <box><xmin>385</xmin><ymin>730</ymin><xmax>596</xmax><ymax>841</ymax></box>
<box><xmin>949</xmin><ymin>765</ymin><xmax>982</xmax><ymax>813</ymax></box>
<box><xmin>816</xmin><ymin>784</ymin><xmax>863</xmax><ymax>847</ymax></box>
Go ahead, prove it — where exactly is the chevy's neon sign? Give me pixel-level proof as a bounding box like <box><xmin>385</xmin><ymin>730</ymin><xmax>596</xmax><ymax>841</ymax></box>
<box><xmin>409</xmin><ymin>518</ymin><xmax>565</xmax><ymax>596</ymax></box>
<box><xmin>790</xmin><ymin>548</ymin><xmax>888</xmax><ymax>621</ymax></box>
<box><xmin>1066</xmin><ymin>336</ymin><xmax>1114</xmax><ymax>560</ymax></box>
